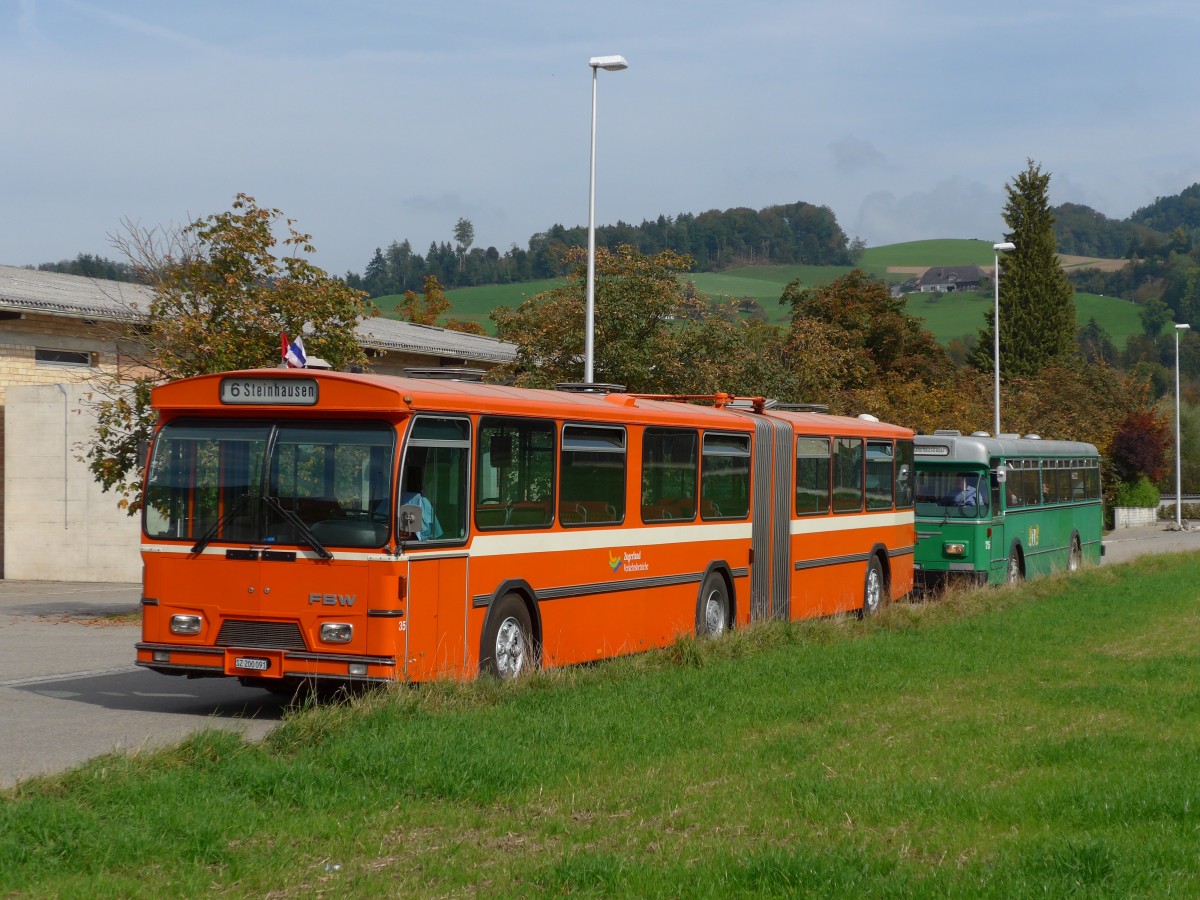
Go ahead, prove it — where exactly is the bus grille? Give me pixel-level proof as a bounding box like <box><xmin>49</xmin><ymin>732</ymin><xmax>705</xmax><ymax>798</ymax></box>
<box><xmin>216</xmin><ymin>620</ymin><xmax>307</xmax><ymax>651</ymax></box>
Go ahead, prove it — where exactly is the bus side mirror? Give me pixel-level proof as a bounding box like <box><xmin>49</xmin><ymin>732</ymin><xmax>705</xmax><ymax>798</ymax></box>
<box><xmin>993</xmin><ymin>468</ymin><xmax>1007</xmax><ymax>484</ymax></box>
<box><xmin>398</xmin><ymin>503</ymin><xmax>424</xmax><ymax>535</ymax></box>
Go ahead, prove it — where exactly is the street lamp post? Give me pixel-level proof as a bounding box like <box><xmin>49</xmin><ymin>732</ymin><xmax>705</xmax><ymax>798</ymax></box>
<box><xmin>992</xmin><ymin>241</ymin><xmax>1016</xmax><ymax>435</ymax></box>
<box><xmin>1175</xmin><ymin>323</ymin><xmax>1191</xmax><ymax>528</ymax></box>
<box><xmin>584</xmin><ymin>54</ymin><xmax>628</xmax><ymax>384</ymax></box>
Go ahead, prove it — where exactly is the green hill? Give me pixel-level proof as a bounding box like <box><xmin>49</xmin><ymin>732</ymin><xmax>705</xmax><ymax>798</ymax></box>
<box><xmin>388</xmin><ymin>240</ymin><xmax>1140</xmax><ymax>349</ymax></box>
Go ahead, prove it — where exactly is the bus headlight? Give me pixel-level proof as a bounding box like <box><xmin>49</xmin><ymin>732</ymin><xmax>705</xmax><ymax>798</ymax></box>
<box><xmin>943</xmin><ymin>542</ymin><xmax>967</xmax><ymax>557</ymax></box>
<box><xmin>169</xmin><ymin>614</ymin><xmax>202</xmax><ymax>635</ymax></box>
<box><xmin>320</xmin><ymin>622</ymin><xmax>353</xmax><ymax>644</ymax></box>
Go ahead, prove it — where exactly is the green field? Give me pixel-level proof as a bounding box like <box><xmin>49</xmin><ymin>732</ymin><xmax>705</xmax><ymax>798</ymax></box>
<box><xmin>383</xmin><ymin>240</ymin><xmax>1140</xmax><ymax>349</ymax></box>
<box><xmin>906</xmin><ymin>290</ymin><xmax>1142</xmax><ymax>347</ymax></box>
<box><xmin>4</xmin><ymin>555</ymin><xmax>1200</xmax><ymax>896</ymax></box>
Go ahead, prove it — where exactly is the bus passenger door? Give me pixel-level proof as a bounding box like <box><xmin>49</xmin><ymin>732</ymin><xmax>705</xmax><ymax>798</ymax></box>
<box><xmin>403</xmin><ymin>553</ymin><xmax>469</xmax><ymax>680</ymax></box>
<box><xmin>988</xmin><ymin>465</ymin><xmax>1005</xmax><ymax>583</ymax></box>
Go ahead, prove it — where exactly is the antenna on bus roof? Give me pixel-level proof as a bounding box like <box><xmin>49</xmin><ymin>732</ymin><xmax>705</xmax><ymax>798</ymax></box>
<box><xmin>555</xmin><ymin>382</ymin><xmax>627</xmax><ymax>393</ymax></box>
<box><xmin>404</xmin><ymin>367</ymin><xmax>486</xmax><ymax>382</ymax></box>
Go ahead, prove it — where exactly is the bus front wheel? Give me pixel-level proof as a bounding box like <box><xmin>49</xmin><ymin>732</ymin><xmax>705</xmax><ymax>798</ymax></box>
<box><xmin>480</xmin><ymin>593</ymin><xmax>535</xmax><ymax>679</ymax></box>
<box><xmin>862</xmin><ymin>556</ymin><xmax>886</xmax><ymax>617</ymax></box>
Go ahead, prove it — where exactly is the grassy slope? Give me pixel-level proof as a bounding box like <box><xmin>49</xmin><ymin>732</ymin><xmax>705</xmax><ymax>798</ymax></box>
<box><xmin>3</xmin><ymin>555</ymin><xmax>1200</xmax><ymax>896</ymax></box>
<box><xmin>381</xmin><ymin>241</ymin><xmax>1140</xmax><ymax>348</ymax></box>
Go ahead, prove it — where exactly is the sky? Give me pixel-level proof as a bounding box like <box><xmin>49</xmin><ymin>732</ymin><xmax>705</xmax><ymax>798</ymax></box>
<box><xmin>5</xmin><ymin>0</ymin><xmax>1200</xmax><ymax>277</ymax></box>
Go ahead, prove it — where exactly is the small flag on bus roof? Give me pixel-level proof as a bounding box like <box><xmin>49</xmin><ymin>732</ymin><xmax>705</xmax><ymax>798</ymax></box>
<box><xmin>282</xmin><ymin>332</ymin><xmax>307</xmax><ymax>369</ymax></box>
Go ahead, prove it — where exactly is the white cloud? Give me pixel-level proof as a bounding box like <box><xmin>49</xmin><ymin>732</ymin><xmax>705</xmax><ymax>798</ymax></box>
<box><xmin>854</xmin><ymin>180</ymin><xmax>1007</xmax><ymax>247</ymax></box>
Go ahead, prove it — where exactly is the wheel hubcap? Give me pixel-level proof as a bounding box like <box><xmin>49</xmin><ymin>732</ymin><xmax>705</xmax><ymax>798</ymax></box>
<box><xmin>494</xmin><ymin>616</ymin><xmax>526</xmax><ymax>678</ymax></box>
<box><xmin>704</xmin><ymin>591</ymin><xmax>725</xmax><ymax>635</ymax></box>
<box><xmin>866</xmin><ymin>569</ymin><xmax>881</xmax><ymax>611</ymax></box>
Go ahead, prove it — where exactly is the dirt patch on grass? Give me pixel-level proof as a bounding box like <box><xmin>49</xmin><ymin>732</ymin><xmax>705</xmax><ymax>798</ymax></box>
<box><xmin>1057</xmin><ymin>254</ymin><xmax>1128</xmax><ymax>271</ymax></box>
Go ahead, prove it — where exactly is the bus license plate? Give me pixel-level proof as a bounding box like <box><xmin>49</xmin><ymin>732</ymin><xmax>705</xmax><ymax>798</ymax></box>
<box><xmin>234</xmin><ymin>657</ymin><xmax>270</xmax><ymax>672</ymax></box>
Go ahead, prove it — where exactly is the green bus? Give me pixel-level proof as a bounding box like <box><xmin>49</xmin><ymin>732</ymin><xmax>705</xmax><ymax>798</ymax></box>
<box><xmin>913</xmin><ymin>431</ymin><xmax>1103</xmax><ymax>587</ymax></box>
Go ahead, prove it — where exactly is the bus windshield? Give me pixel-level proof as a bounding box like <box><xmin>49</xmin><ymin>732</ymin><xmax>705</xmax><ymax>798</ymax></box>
<box><xmin>914</xmin><ymin>469</ymin><xmax>990</xmax><ymax>519</ymax></box>
<box><xmin>144</xmin><ymin>419</ymin><xmax>396</xmax><ymax>549</ymax></box>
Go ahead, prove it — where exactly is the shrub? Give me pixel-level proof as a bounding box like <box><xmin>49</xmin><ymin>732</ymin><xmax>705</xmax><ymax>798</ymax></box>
<box><xmin>1112</xmin><ymin>476</ymin><xmax>1161</xmax><ymax>508</ymax></box>
<box><xmin>1158</xmin><ymin>502</ymin><xmax>1200</xmax><ymax>521</ymax></box>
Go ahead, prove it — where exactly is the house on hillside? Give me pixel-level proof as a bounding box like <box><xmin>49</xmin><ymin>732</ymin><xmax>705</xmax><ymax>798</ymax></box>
<box><xmin>916</xmin><ymin>265</ymin><xmax>985</xmax><ymax>293</ymax></box>
<box><xmin>0</xmin><ymin>265</ymin><xmax>517</xmax><ymax>581</ymax></box>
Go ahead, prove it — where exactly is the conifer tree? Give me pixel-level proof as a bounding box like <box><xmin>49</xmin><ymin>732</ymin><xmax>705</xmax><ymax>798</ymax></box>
<box><xmin>971</xmin><ymin>160</ymin><xmax>1077</xmax><ymax>379</ymax></box>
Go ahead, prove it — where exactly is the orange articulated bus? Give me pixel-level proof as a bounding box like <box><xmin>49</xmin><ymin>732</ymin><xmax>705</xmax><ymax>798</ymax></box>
<box><xmin>135</xmin><ymin>369</ymin><xmax>915</xmax><ymax>691</ymax></box>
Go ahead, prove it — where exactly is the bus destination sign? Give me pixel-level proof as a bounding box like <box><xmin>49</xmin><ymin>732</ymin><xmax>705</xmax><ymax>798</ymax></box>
<box><xmin>219</xmin><ymin>377</ymin><xmax>319</xmax><ymax>406</ymax></box>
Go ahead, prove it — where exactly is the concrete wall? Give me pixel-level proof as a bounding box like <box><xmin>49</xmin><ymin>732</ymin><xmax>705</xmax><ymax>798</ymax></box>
<box><xmin>1112</xmin><ymin>506</ymin><xmax>1158</xmax><ymax>529</ymax></box>
<box><xmin>3</xmin><ymin>383</ymin><xmax>141</xmax><ymax>582</ymax></box>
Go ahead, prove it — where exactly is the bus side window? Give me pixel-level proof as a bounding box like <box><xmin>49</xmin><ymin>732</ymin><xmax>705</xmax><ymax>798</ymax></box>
<box><xmin>795</xmin><ymin>437</ymin><xmax>831</xmax><ymax>515</ymax></box>
<box><xmin>833</xmin><ymin>437</ymin><xmax>864</xmax><ymax>513</ymax></box>
<box><xmin>475</xmin><ymin>417</ymin><xmax>555</xmax><ymax>530</ymax></box>
<box><xmin>559</xmin><ymin>424</ymin><xmax>626</xmax><ymax>527</ymax></box>
<box><xmin>402</xmin><ymin>417</ymin><xmax>470</xmax><ymax>543</ymax></box>
<box><xmin>701</xmin><ymin>432</ymin><xmax>751</xmax><ymax>519</ymax></box>
<box><xmin>642</xmin><ymin>429</ymin><xmax>698</xmax><ymax>523</ymax></box>
<box><xmin>865</xmin><ymin>440</ymin><xmax>894</xmax><ymax>510</ymax></box>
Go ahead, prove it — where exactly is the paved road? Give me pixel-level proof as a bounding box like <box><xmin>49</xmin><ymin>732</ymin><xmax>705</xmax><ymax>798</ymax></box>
<box><xmin>0</xmin><ymin>582</ymin><xmax>287</xmax><ymax>789</ymax></box>
<box><xmin>1099</xmin><ymin>521</ymin><xmax>1200</xmax><ymax>564</ymax></box>
<box><xmin>1</xmin><ymin>524</ymin><xmax>1198</xmax><ymax>789</ymax></box>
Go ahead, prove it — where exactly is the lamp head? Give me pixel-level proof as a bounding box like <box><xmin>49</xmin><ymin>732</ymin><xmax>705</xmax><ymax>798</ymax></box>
<box><xmin>993</xmin><ymin>241</ymin><xmax>1016</xmax><ymax>252</ymax></box>
<box><xmin>1176</xmin><ymin>323</ymin><xmax>1191</xmax><ymax>332</ymax></box>
<box><xmin>589</xmin><ymin>55</ymin><xmax>628</xmax><ymax>71</ymax></box>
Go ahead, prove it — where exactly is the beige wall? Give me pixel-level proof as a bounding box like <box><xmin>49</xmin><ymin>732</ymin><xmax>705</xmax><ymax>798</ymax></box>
<box><xmin>0</xmin><ymin>316</ymin><xmax>500</xmax><ymax>581</ymax></box>
<box><xmin>4</xmin><ymin>383</ymin><xmax>142</xmax><ymax>582</ymax></box>
<box><xmin>0</xmin><ymin>315</ymin><xmax>129</xmax><ymax>577</ymax></box>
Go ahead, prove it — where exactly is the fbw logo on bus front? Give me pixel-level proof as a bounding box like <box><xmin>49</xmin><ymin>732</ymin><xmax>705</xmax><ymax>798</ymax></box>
<box><xmin>309</xmin><ymin>593</ymin><xmax>356</xmax><ymax>606</ymax></box>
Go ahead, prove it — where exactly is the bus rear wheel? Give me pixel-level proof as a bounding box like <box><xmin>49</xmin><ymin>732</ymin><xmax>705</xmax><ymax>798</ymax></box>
<box><xmin>480</xmin><ymin>593</ymin><xmax>535</xmax><ymax>679</ymax></box>
<box><xmin>696</xmin><ymin>572</ymin><xmax>729</xmax><ymax>638</ymax></box>
<box><xmin>1068</xmin><ymin>535</ymin><xmax>1082</xmax><ymax>573</ymax></box>
<box><xmin>1007</xmin><ymin>547</ymin><xmax>1024</xmax><ymax>584</ymax></box>
<box><xmin>862</xmin><ymin>556</ymin><xmax>886</xmax><ymax>617</ymax></box>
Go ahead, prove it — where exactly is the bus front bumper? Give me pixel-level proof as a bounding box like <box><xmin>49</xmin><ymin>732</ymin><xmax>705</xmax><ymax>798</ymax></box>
<box><xmin>135</xmin><ymin>642</ymin><xmax>398</xmax><ymax>684</ymax></box>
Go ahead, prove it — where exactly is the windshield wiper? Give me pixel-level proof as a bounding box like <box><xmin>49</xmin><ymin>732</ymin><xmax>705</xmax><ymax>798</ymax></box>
<box><xmin>191</xmin><ymin>493</ymin><xmax>252</xmax><ymax>554</ymax></box>
<box><xmin>264</xmin><ymin>495</ymin><xmax>333</xmax><ymax>560</ymax></box>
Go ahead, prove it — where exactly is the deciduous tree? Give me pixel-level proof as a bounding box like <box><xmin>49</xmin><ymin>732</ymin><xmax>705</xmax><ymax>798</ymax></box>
<box><xmin>86</xmin><ymin>193</ymin><xmax>370</xmax><ymax>513</ymax></box>
<box><xmin>491</xmin><ymin>245</ymin><xmax>699</xmax><ymax>391</ymax></box>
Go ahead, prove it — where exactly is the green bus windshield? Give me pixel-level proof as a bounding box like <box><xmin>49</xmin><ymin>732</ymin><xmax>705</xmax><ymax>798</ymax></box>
<box><xmin>915</xmin><ymin>469</ymin><xmax>990</xmax><ymax>519</ymax></box>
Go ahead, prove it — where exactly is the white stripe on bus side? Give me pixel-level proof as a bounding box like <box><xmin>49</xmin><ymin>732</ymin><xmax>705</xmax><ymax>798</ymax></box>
<box><xmin>466</xmin><ymin>522</ymin><xmax>754</xmax><ymax>557</ymax></box>
<box><xmin>789</xmin><ymin>511</ymin><xmax>913</xmax><ymax>536</ymax></box>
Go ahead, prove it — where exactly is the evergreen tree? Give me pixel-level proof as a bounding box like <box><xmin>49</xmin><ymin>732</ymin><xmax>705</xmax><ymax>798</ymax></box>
<box><xmin>971</xmin><ymin>160</ymin><xmax>1077</xmax><ymax>379</ymax></box>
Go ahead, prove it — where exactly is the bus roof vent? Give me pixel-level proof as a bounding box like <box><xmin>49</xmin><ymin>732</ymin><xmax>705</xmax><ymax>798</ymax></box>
<box><xmin>1024</xmin><ymin>433</ymin><xmax>1042</xmax><ymax>440</ymax></box>
<box><xmin>729</xmin><ymin>397</ymin><xmax>778</xmax><ymax>410</ymax></box>
<box><xmin>774</xmin><ymin>402</ymin><xmax>829</xmax><ymax>413</ymax></box>
<box><xmin>971</xmin><ymin>431</ymin><xmax>991</xmax><ymax>437</ymax></box>
<box><xmin>932</xmin><ymin>429</ymin><xmax>962</xmax><ymax>436</ymax></box>
<box><xmin>404</xmin><ymin>367</ymin><xmax>486</xmax><ymax>381</ymax></box>
<box><xmin>999</xmin><ymin>433</ymin><xmax>1021</xmax><ymax>439</ymax></box>
<box><xmin>857</xmin><ymin>413</ymin><xmax>879</xmax><ymax>422</ymax></box>
<box><xmin>555</xmin><ymin>382</ymin><xmax>626</xmax><ymax>394</ymax></box>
